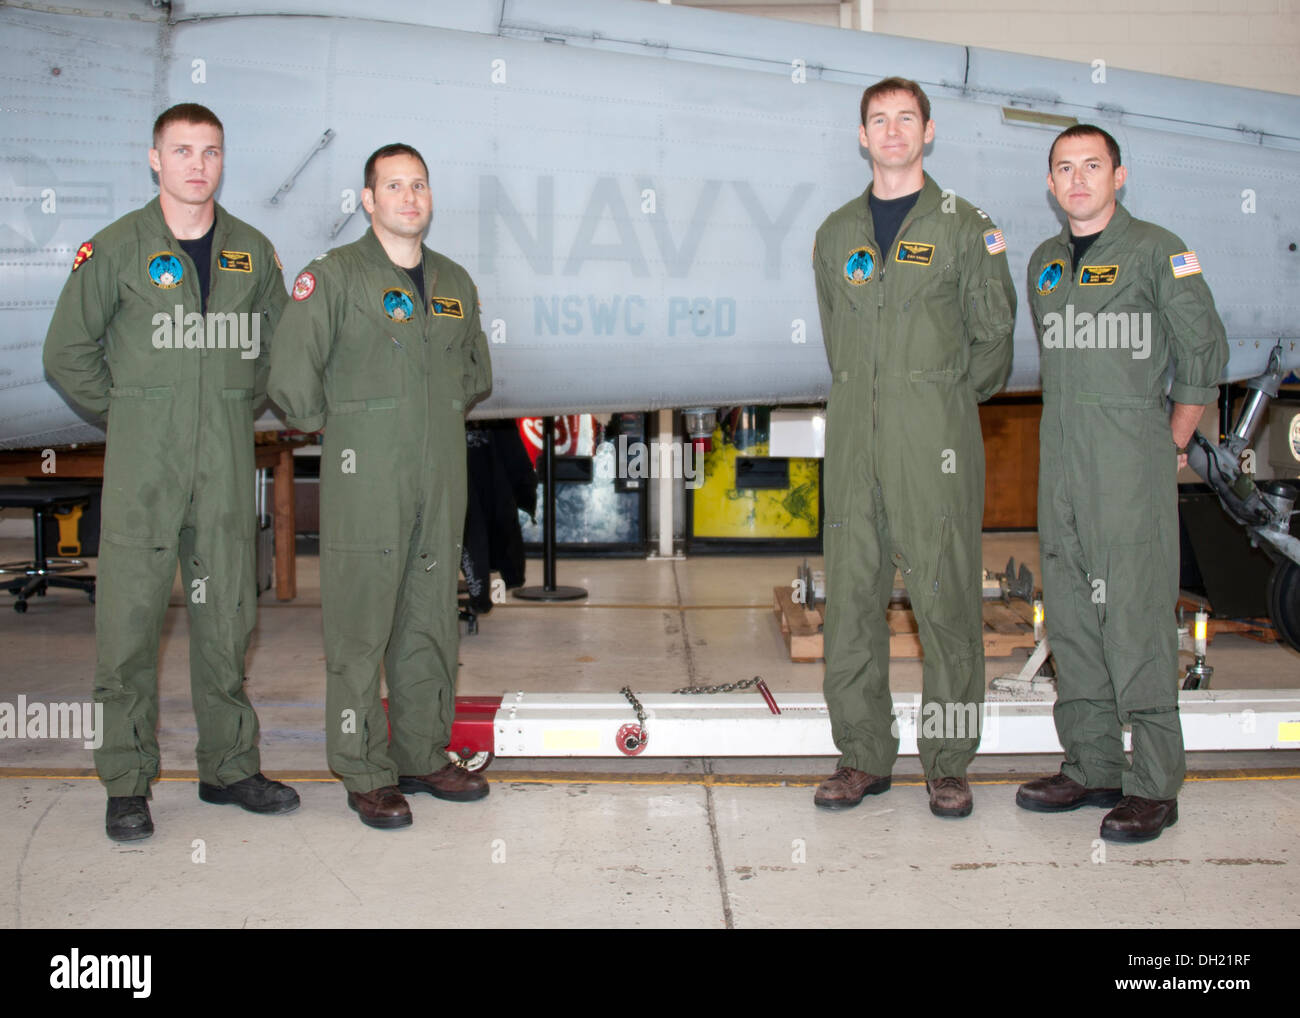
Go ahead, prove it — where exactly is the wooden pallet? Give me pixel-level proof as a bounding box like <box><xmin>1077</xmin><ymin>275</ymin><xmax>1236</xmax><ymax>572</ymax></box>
<box><xmin>772</xmin><ymin>585</ymin><xmax>825</xmax><ymax>662</ymax></box>
<box><xmin>772</xmin><ymin>587</ymin><xmax>1038</xmax><ymax>663</ymax></box>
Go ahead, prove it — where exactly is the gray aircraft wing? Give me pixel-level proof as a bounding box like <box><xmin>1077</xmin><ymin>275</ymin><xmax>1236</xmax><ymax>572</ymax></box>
<box><xmin>2</xmin><ymin>0</ymin><xmax>1296</xmax><ymax>448</ymax></box>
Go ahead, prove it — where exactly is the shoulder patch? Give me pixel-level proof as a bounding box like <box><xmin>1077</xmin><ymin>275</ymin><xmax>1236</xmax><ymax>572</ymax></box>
<box><xmin>431</xmin><ymin>296</ymin><xmax>464</xmax><ymax>318</ymax></box>
<box><xmin>71</xmin><ymin>241</ymin><xmax>94</xmax><ymax>272</ymax></box>
<box><xmin>982</xmin><ymin>229</ymin><xmax>1006</xmax><ymax>255</ymax></box>
<box><xmin>292</xmin><ymin>271</ymin><xmax>316</xmax><ymax>301</ymax></box>
<box><xmin>1170</xmin><ymin>251</ymin><xmax>1201</xmax><ymax>278</ymax></box>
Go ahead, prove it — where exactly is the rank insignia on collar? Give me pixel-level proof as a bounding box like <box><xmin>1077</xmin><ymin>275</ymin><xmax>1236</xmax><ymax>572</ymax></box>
<box><xmin>1036</xmin><ymin>259</ymin><xmax>1065</xmax><ymax>295</ymax></box>
<box><xmin>895</xmin><ymin>241</ymin><xmax>935</xmax><ymax>266</ymax></box>
<box><xmin>844</xmin><ymin>247</ymin><xmax>875</xmax><ymax>285</ymax></box>
<box><xmin>71</xmin><ymin>241</ymin><xmax>94</xmax><ymax>272</ymax></box>
<box><xmin>218</xmin><ymin>250</ymin><xmax>252</xmax><ymax>272</ymax></box>
<box><xmin>383</xmin><ymin>288</ymin><xmax>416</xmax><ymax>322</ymax></box>
<box><xmin>147</xmin><ymin>251</ymin><xmax>184</xmax><ymax>289</ymax></box>
<box><xmin>1080</xmin><ymin>264</ymin><xmax>1118</xmax><ymax>285</ymax></box>
<box><xmin>431</xmin><ymin>296</ymin><xmax>464</xmax><ymax>318</ymax></box>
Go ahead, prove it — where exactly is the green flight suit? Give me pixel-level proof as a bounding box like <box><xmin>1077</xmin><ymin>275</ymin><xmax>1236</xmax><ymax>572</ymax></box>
<box><xmin>268</xmin><ymin>229</ymin><xmax>492</xmax><ymax>794</ymax></box>
<box><xmin>1028</xmin><ymin>202</ymin><xmax>1227</xmax><ymax>801</ymax></box>
<box><xmin>42</xmin><ymin>198</ymin><xmax>288</xmax><ymax>796</ymax></box>
<box><xmin>814</xmin><ymin>174</ymin><xmax>1016</xmax><ymax>779</ymax></box>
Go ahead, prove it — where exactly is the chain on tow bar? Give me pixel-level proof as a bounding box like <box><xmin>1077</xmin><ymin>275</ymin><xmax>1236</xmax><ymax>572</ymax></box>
<box><xmin>619</xmin><ymin>677</ymin><xmax>769</xmax><ymax>753</ymax></box>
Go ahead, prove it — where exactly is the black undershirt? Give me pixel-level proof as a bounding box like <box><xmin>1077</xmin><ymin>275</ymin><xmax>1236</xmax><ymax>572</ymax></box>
<box><xmin>869</xmin><ymin>189</ymin><xmax>921</xmax><ymax>261</ymax></box>
<box><xmin>177</xmin><ymin>220</ymin><xmax>215</xmax><ymax>314</ymax></box>
<box><xmin>403</xmin><ymin>262</ymin><xmax>426</xmax><ymax>309</ymax></box>
<box><xmin>1069</xmin><ymin>230</ymin><xmax>1103</xmax><ymax>270</ymax></box>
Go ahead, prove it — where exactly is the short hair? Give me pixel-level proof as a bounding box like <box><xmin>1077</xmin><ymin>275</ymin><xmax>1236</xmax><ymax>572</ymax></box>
<box><xmin>1048</xmin><ymin>124</ymin><xmax>1122</xmax><ymax>170</ymax></box>
<box><xmin>364</xmin><ymin>143</ymin><xmax>429</xmax><ymax>193</ymax></box>
<box><xmin>152</xmin><ymin>103</ymin><xmax>223</xmax><ymax>147</ymax></box>
<box><xmin>860</xmin><ymin>76</ymin><xmax>931</xmax><ymax>127</ymax></box>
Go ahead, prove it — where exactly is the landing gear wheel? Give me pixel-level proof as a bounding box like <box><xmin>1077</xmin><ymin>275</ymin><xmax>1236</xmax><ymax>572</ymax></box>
<box><xmin>447</xmin><ymin>749</ymin><xmax>494</xmax><ymax>773</ymax></box>
<box><xmin>1267</xmin><ymin>559</ymin><xmax>1300</xmax><ymax>653</ymax></box>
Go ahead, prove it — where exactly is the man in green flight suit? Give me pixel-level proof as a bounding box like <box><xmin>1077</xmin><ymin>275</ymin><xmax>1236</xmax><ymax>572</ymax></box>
<box><xmin>269</xmin><ymin>144</ymin><xmax>493</xmax><ymax>829</ymax></box>
<box><xmin>812</xmin><ymin>77</ymin><xmax>1016</xmax><ymax>818</ymax></box>
<box><xmin>1016</xmin><ymin>125</ymin><xmax>1227</xmax><ymax>842</ymax></box>
<box><xmin>43</xmin><ymin>103</ymin><xmax>299</xmax><ymax>842</ymax></box>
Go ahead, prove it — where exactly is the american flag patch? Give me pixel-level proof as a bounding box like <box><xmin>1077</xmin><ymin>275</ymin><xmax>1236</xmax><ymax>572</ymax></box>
<box><xmin>1170</xmin><ymin>251</ymin><xmax>1201</xmax><ymax>278</ymax></box>
<box><xmin>983</xmin><ymin>229</ymin><xmax>1006</xmax><ymax>255</ymax></box>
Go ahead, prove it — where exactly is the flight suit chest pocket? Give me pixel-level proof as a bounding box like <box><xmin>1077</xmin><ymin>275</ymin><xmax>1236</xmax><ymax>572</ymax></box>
<box><xmin>120</xmin><ymin>273</ymin><xmax>192</xmax><ymax>327</ymax></box>
<box><xmin>825</xmin><ymin>298</ymin><xmax>859</xmax><ymax>371</ymax></box>
<box><xmin>327</xmin><ymin>302</ymin><xmax>409</xmax><ymax>404</ymax></box>
<box><xmin>901</xmin><ymin>258</ymin><xmax>962</xmax><ymax>375</ymax></box>
<box><xmin>210</xmin><ymin>265</ymin><xmax>258</xmax><ymax>310</ymax></box>
<box><xmin>893</xmin><ymin>245</ymin><xmax>954</xmax><ymax>301</ymax></box>
<box><xmin>427</xmin><ymin>298</ymin><xmax>469</xmax><ymax>400</ymax></box>
<box><xmin>114</xmin><ymin>275</ymin><xmax>190</xmax><ymax>385</ymax></box>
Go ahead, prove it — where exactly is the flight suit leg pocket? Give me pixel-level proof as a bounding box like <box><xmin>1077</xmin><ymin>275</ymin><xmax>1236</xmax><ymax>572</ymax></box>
<box><xmin>1101</xmin><ymin>542</ymin><xmax>1175</xmax><ymax>712</ymax></box>
<box><xmin>319</xmin><ymin>402</ymin><xmax>401</xmax><ymax>550</ymax></box>
<box><xmin>822</xmin><ymin>515</ymin><xmax>848</xmax><ymax>601</ymax></box>
<box><xmin>101</xmin><ymin>386</ymin><xmax>182</xmax><ymax>546</ymax></box>
<box><xmin>924</xmin><ymin>511</ymin><xmax>981</xmax><ymax>641</ymax></box>
<box><xmin>220</xmin><ymin>388</ymin><xmax>257</xmax><ymax>541</ymax></box>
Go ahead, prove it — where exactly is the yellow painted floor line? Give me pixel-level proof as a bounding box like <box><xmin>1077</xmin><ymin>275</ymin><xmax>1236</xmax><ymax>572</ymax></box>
<box><xmin>3</xmin><ymin>768</ymin><xmax>1299</xmax><ymax>787</ymax></box>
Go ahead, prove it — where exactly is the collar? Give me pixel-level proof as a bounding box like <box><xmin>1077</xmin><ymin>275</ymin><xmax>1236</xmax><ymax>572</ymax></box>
<box><xmin>359</xmin><ymin>227</ymin><xmax>439</xmax><ymax>293</ymax></box>
<box><xmin>860</xmin><ymin>171</ymin><xmax>943</xmax><ymax>224</ymax></box>
<box><xmin>140</xmin><ymin>195</ymin><xmax>231</xmax><ymax>252</ymax></box>
<box><xmin>1054</xmin><ymin>200</ymin><xmax>1132</xmax><ymax>255</ymax></box>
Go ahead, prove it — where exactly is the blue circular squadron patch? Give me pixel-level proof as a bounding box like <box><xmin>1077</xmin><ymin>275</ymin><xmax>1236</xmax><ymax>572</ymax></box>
<box><xmin>382</xmin><ymin>288</ymin><xmax>416</xmax><ymax>322</ymax></box>
<box><xmin>844</xmin><ymin>247</ymin><xmax>875</xmax><ymax>285</ymax></box>
<box><xmin>1036</xmin><ymin>259</ymin><xmax>1065</xmax><ymax>295</ymax></box>
<box><xmin>147</xmin><ymin>251</ymin><xmax>184</xmax><ymax>289</ymax></box>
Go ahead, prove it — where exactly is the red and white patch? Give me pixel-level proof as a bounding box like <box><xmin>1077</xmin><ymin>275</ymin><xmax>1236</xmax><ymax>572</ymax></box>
<box><xmin>71</xmin><ymin>241</ymin><xmax>94</xmax><ymax>272</ymax></box>
<box><xmin>292</xmin><ymin>271</ymin><xmax>316</xmax><ymax>301</ymax></box>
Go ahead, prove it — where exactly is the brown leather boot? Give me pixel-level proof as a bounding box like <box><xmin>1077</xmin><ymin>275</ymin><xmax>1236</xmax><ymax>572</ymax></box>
<box><xmin>1016</xmin><ymin>771</ymin><xmax>1122</xmax><ymax>812</ymax></box>
<box><xmin>927</xmin><ymin>776</ymin><xmax>973</xmax><ymax>818</ymax></box>
<box><xmin>399</xmin><ymin>762</ymin><xmax>489</xmax><ymax>802</ymax></box>
<box><xmin>1100</xmin><ymin>796</ymin><xmax>1178</xmax><ymax>843</ymax></box>
<box><xmin>347</xmin><ymin>785</ymin><xmax>413</xmax><ymax>829</ymax></box>
<box><xmin>813</xmin><ymin>767</ymin><xmax>891</xmax><ymax>810</ymax></box>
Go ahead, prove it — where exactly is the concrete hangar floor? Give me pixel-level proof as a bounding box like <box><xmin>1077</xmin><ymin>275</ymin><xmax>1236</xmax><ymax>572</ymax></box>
<box><xmin>1</xmin><ymin>532</ymin><xmax>1297</xmax><ymax>930</ymax></box>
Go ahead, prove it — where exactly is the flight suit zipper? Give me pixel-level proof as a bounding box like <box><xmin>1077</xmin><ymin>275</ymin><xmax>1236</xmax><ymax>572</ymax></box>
<box><xmin>1055</xmin><ymin>238</ymin><xmax>1079</xmax><ymax>548</ymax></box>
<box><xmin>868</xmin><ymin>201</ymin><xmax>919</xmax><ymax>466</ymax></box>
<box><xmin>411</xmin><ymin>266</ymin><xmax>432</xmax><ymax>545</ymax></box>
<box><xmin>178</xmin><ymin>242</ymin><xmax>204</xmax><ymax>496</ymax></box>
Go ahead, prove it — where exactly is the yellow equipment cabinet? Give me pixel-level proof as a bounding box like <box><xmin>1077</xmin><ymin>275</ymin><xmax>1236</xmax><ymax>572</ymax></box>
<box><xmin>689</xmin><ymin>407</ymin><xmax>821</xmax><ymax>547</ymax></box>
